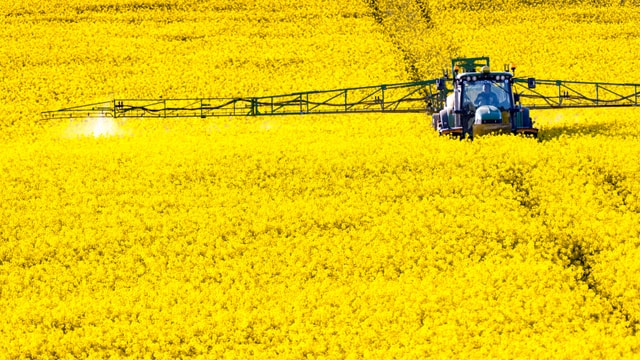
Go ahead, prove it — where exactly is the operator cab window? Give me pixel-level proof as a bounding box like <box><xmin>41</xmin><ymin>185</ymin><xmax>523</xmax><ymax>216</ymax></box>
<box><xmin>463</xmin><ymin>80</ymin><xmax>511</xmax><ymax>110</ymax></box>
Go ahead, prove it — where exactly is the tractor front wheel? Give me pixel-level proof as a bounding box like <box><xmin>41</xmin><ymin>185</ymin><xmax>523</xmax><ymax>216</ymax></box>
<box><xmin>431</xmin><ymin>113</ymin><xmax>440</xmax><ymax>131</ymax></box>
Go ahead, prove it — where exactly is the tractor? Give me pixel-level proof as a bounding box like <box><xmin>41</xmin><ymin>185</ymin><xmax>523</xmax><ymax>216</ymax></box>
<box><xmin>432</xmin><ymin>57</ymin><xmax>538</xmax><ymax>139</ymax></box>
<box><xmin>41</xmin><ymin>56</ymin><xmax>640</xmax><ymax>138</ymax></box>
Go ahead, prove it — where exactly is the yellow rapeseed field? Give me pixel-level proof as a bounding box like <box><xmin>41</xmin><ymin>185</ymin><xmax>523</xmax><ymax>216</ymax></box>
<box><xmin>2</xmin><ymin>0</ymin><xmax>640</xmax><ymax>358</ymax></box>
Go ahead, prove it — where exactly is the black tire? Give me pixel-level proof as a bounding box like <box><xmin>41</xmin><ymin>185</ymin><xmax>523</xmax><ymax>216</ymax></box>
<box><xmin>439</xmin><ymin>109</ymin><xmax>449</xmax><ymax>129</ymax></box>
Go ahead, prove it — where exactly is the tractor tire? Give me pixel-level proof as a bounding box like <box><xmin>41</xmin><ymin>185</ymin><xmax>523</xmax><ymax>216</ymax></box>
<box><xmin>439</xmin><ymin>109</ymin><xmax>449</xmax><ymax>129</ymax></box>
<box><xmin>432</xmin><ymin>113</ymin><xmax>440</xmax><ymax>130</ymax></box>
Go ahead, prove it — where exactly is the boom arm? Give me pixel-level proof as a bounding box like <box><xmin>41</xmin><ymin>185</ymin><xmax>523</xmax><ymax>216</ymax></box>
<box><xmin>41</xmin><ymin>76</ymin><xmax>640</xmax><ymax>121</ymax></box>
<box><xmin>514</xmin><ymin>78</ymin><xmax>640</xmax><ymax>109</ymax></box>
<box><xmin>41</xmin><ymin>79</ymin><xmax>446</xmax><ymax>120</ymax></box>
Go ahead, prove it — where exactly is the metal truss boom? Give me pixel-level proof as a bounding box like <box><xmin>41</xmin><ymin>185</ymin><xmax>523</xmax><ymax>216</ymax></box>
<box><xmin>41</xmin><ymin>77</ymin><xmax>640</xmax><ymax>121</ymax></box>
<box><xmin>513</xmin><ymin>78</ymin><xmax>640</xmax><ymax>109</ymax></box>
<box><xmin>41</xmin><ymin>79</ymin><xmax>445</xmax><ymax>120</ymax></box>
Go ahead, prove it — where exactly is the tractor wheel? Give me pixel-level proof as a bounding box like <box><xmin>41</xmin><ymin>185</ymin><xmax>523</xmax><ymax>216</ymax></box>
<box><xmin>432</xmin><ymin>113</ymin><xmax>440</xmax><ymax>130</ymax></box>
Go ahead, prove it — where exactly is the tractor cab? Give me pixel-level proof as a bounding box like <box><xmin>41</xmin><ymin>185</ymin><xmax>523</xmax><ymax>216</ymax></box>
<box><xmin>464</xmin><ymin>79</ymin><xmax>512</xmax><ymax>110</ymax></box>
<box><xmin>433</xmin><ymin>57</ymin><xmax>538</xmax><ymax>139</ymax></box>
<box><xmin>457</xmin><ymin>68</ymin><xmax>515</xmax><ymax>137</ymax></box>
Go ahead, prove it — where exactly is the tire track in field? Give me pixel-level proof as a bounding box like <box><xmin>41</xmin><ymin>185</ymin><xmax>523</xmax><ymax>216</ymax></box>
<box><xmin>503</xmin><ymin>165</ymin><xmax>639</xmax><ymax>336</ymax></box>
<box><xmin>365</xmin><ymin>0</ymin><xmax>433</xmax><ymax>81</ymax></box>
<box><xmin>564</xmin><ymin>243</ymin><xmax>638</xmax><ymax>335</ymax></box>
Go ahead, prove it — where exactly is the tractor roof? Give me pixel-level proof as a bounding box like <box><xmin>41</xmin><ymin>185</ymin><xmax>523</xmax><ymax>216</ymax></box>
<box><xmin>455</xmin><ymin>71</ymin><xmax>513</xmax><ymax>82</ymax></box>
<box><xmin>451</xmin><ymin>56</ymin><xmax>491</xmax><ymax>75</ymax></box>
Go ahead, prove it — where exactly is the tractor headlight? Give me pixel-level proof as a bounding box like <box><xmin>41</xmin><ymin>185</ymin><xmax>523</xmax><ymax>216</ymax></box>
<box><xmin>472</xmin><ymin>76</ymin><xmax>477</xmax><ymax>81</ymax></box>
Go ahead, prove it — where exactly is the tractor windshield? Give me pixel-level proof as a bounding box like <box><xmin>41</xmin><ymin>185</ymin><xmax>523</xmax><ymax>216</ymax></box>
<box><xmin>462</xmin><ymin>79</ymin><xmax>512</xmax><ymax>111</ymax></box>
